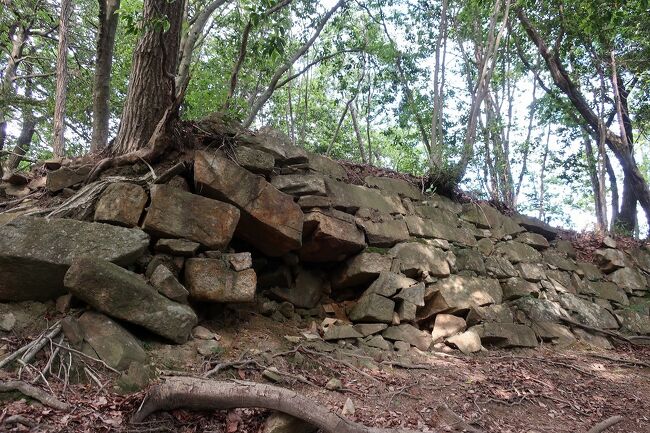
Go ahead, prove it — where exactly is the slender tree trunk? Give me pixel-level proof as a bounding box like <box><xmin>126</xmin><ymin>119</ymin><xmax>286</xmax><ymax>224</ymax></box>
<box><xmin>604</xmin><ymin>152</ymin><xmax>619</xmax><ymax>228</ymax></box>
<box><xmin>52</xmin><ymin>0</ymin><xmax>72</xmax><ymax>157</ymax></box>
<box><xmin>584</xmin><ymin>135</ymin><xmax>607</xmax><ymax>231</ymax></box>
<box><xmin>243</xmin><ymin>0</ymin><xmax>345</xmax><ymax>128</ymax></box>
<box><xmin>429</xmin><ymin>0</ymin><xmax>448</xmax><ymax>169</ymax></box>
<box><xmin>112</xmin><ymin>0</ymin><xmax>184</xmax><ymax>155</ymax></box>
<box><xmin>90</xmin><ymin>0</ymin><xmax>121</xmax><ymax>153</ymax></box>
<box><xmin>538</xmin><ymin>125</ymin><xmax>550</xmax><ymax>221</ymax></box>
<box><xmin>350</xmin><ymin>102</ymin><xmax>367</xmax><ymax>163</ymax></box>
<box><xmin>1</xmin><ymin>25</ymin><xmax>28</xmax><ymax>154</ymax></box>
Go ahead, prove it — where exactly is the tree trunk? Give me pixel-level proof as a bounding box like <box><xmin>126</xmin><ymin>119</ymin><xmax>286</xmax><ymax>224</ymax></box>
<box><xmin>1</xmin><ymin>25</ymin><xmax>28</xmax><ymax>154</ymax></box>
<box><xmin>90</xmin><ymin>0</ymin><xmax>121</xmax><ymax>153</ymax></box>
<box><xmin>112</xmin><ymin>0</ymin><xmax>184</xmax><ymax>155</ymax></box>
<box><xmin>350</xmin><ymin>102</ymin><xmax>367</xmax><ymax>163</ymax></box>
<box><xmin>52</xmin><ymin>0</ymin><xmax>72</xmax><ymax>157</ymax></box>
<box><xmin>6</xmin><ymin>61</ymin><xmax>35</xmax><ymax>170</ymax></box>
<box><xmin>584</xmin><ymin>135</ymin><xmax>607</xmax><ymax>231</ymax></box>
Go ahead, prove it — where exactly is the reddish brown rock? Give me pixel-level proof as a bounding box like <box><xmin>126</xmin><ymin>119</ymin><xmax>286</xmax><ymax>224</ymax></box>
<box><xmin>194</xmin><ymin>151</ymin><xmax>304</xmax><ymax>256</ymax></box>
<box><xmin>143</xmin><ymin>184</ymin><xmax>239</xmax><ymax>250</ymax></box>
<box><xmin>184</xmin><ymin>258</ymin><xmax>257</xmax><ymax>303</ymax></box>
<box><xmin>94</xmin><ymin>182</ymin><xmax>148</xmax><ymax>227</ymax></box>
<box><xmin>299</xmin><ymin>210</ymin><xmax>366</xmax><ymax>262</ymax></box>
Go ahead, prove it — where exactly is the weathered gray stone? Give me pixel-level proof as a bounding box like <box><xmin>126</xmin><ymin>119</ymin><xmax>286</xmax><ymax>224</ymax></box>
<box><xmin>396</xmin><ymin>300</ymin><xmax>417</xmax><ymax>322</ymax></box>
<box><xmin>299</xmin><ymin>210</ymin><xmax>366</xmax><ymax>262</ymax></box>
<box><xmin>222</xmin><ymin>252</ymin><xmax>253</xmax><ymax>271</ymax></box>
<box><xmin>394</xmin><ymin>282</ymin><xmax>425</xmax><ymax>306</ymax></box>
<box><xmin>366</xmin><ymin>272</ymin><xmax>417</xmax><ymax>298</ymax></box>
<box><xmin>354</xmin><ymin>323</ymin><xmax>389</xmax><ymax>337</ymax></box>
<box><xmin>543</xmin><ymin>250</ymin><xmax>577</xmax><ymax>271</ymax></box>
<box><xmin>325</xmin><ymin>179</ymin><xmax>406</xmax><ymax>214</ymax></box>
<box><xmin>0</xmin><ymin>216</ymin><xmax>149</xmax><ymax>301</ymax></box>
<box><xmin>630</xmin><ymin>297</ymin><xmax>650</xmax><ymax>315</ymax></box>
<box><xmin>194</xmin><ymin>151</ymin><xmax>304</xmax><ymax>256</ymax></box>
<box><xmin>356</xmin><ymin>219</ymin><xmax>410</xmax><ymax>247</ymax></box>
<box><xmin>477</xmin><ymin>238</ymin><xmax>494</xmax><ymax>256</ymax></box>
<box><xmin>610</xmin><ymin>267</ymin><xmax>646</xmax><ymax>293</ymax></box>
<box><xmin>271</xmin><ymin>174</ymin><xmax>327</xmax><ymax>196</ymax></box>
<box><xmin>591</xmin><ymin>281</ymin><xmax>629</xmax><ymax>305</ymax></box>
<box><xmin>382</xmin><ymin>324</ymin><xmax>432</xmax><ymax>351</ymax></box>
<box><xmin>471</xmin><ymin>323</ymin><xmax>538</xmax><ymax>348</ymax></box>
<box><xmin>0</xmin><ymin>312</ymin><xmax>16</xmax><ymax>331</ymax></box>
<box><xmin>405</xmin><ymin>216</ymin><xmax>476</xmax><ymax>247</ymax></box>
<box><xmin>431</xmin><ymin>314</ymin><xmax>466</xmax><ymax>341</ymax></box>
<box><xmin>262</xmin><ymin>412</ymin><xmax>317</xmax><ymax>433</ymax></box>
<box><xmin>419</xmin><ymin>276</ymin><xmax>502</xmax><ymax>320</ymax></box>
<box><xmin>364</xmin><ymin>335</ymin><xmax>392</xmax><ymax>350</ymax></box>
<box><xmin>389</xmin><ymin>242</ymin><xmax>450</xmax><ymax>278</ymax></box>
<box><xmin>510</xmin><ymin>297</ymin><xmax>568</xmax><ymax>323</ymax></box>
<box><xmin>413</xmin><ymin>205</ymin><xmax>459</xmax><ymax>226</ymax></box>
<box><xmin>555</xmin><ymin>240</ymin><xmax>577</xmax><ymax>258</ymax></box>
<box><xmin>501</xmin><ymin>277</ymin><xmax>540</xmax><ymax>301</ymax></box>
<box><xmin>516</xmin><ymin>232</ymin><xmax>550</xmax><ymax>250</ymax></box>
<box><xmin>466</xmin><ymin>304</ymin><xmax>514</xmax><ymax>326</ymax></box>
<box><xmin>94</xmin><ymin>182</ymin><xmax>148</xmax><ymax>227</ymax></box>
<box><xmin>573</xmin><ymin>328</ymin><xmax>613</xmax><ymax>349</ymax></box>
<box><xmin>233</xmin><ymin>145</ymin><xmax>275</xmax><ymax>173</ymax></box>
<box><xmin>461</xmin><ymin>203</ymin><xmax>503</xmax><ymax>229</ymax></box>
<box><xmin>150</xmin><ymin>265</ymin><xmax>189</xmax><ymax>303</ymax></box>
<box><xmin>324</xmin><ymin>324</ymin><xmax>363</xmax><ymax>340</ymax></box>
<box><xmin>576</xmin><ymin>262</ymin><xmax>603</xmax><ymax>281</ymax></box>
<box><xmin>485</xmin><ymin>256</ymin><xmax>519</xmax><ymax>279</ymax></box>
<box><xmin>305</xmin><ymin>152</ymin><xmax>346</xmax><ymax>180</ymax></box>
<box><xmin>517</xmin><ymin>262</ymin><xmax>546</xmax><ymax>282</ymax></box>
<box><xmin>155</xmin><ymin>239</ymin><xmax>200</xmax><ymax>257</ymax></box>
<box><xmin>594</xmin><ymin>248</ymin><xmax>629</xmax><ymax>272</ymax></box>
<box><xmin>78</xmin><ymin>312</ymin><xmax>147</xmax><ymax>371</ymax></box>
<box><xmin>616</xmin><ymin>310</ymin><xmax>650</xmax><ymax>334</ymax></box>
<box><xmin>46</xmin><ymin>165</ymin><xmax>91</xmax><ymax>192</ymax></box>
<box><xmin>364</xmin><ymin>176</ymin><xmax>423</xmax><ymax>200</ymax></box>
<box><xmin>446</xmin><ymin>330</ymin><xmax>482</xmax><ymax>354</ymax></box>
<box><xmin>184</xmin><ymin>258</ymin><xmax>257</xmax><ymax>303</ymax></box>
<box><xmin>512</xmin><ymin>214</ymin><xmax>558</xmax><ymax>240</ymax></box>
<box><xmin>143</xmin><ymin>184</ymin><xmax>240</xmax><ymax>250</ymax></box>
<box><xmin>455</xmin><ymin>249</ymin><xmax>486</xmax><ymax>274</ymax></box>
<box><xmin>558</xmin><ymin>293</ymin><xmax>618</xmax><ymax>329</ymax></box>
<box><xmin>270</xmin><ymin>268</ymin><xmax>323</xmax><ymax>308</ymax></box>
<box><xmin>349</xmin><ymin>293</ymin><xmax>395</xmax><ymax>323</ymax></box>
<box><xmin>332</xmin><ymin>252</ymin><xmax>393</xmax><ymax>289</ymax></box>
<box><xmin>65</xmin><ymin>258</ymin><xmax>197</xmax><ymax>343</ymax></box>
<box><xmin>494</xmin><ymin>241</ymin><xmax>542</xmax><ymax>263</ymax></box>
<box><xmin>530</xmin><ymin>322</ymin><xmax>575</xmax><ymax>344</ymax></box>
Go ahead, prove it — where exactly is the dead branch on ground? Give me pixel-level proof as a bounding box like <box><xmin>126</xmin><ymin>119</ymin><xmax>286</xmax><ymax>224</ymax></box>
<box><xmin>586</xmin><ymin>415</ymin><xmax>624</xmax><ymax>433</ymax></box>
<box><xmin>0</xmin><ymin>380</ymin><xmax>69</xmax><ymax>410</ymax></box>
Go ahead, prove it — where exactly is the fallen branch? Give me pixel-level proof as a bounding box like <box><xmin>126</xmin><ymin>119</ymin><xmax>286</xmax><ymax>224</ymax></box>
<box><xmin>435</xmin><ymin>404</ymin><xmax>485</xmax><ymax>433</ymax></box>
<box><xmin>0</xmin><ymin>380</ymin><xmax>69</xmax><ymax>410</ymax></box>
<box><xmin>588</xmin><ymin>353</ymin><xmax>650</xmax><ymax>368</ymax></box>
<box><xmin>559</xmin><ymin>317</ymin><xmax>635</xmax><ymax>345</ymax></box>
<box><xmin>133</xmin><ymin>377</ymin><xmax>424</xmax><ymax>433</ymax></box>
<box><xmin>586</xmin><ymin>415</ymin><xmax>624</xmax><ymax>433</ymax></box>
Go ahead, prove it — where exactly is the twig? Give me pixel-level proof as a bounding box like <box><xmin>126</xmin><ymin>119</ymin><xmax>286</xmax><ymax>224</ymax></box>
<box><xmin>300</xmin><ymin>347</ymin><xmax>380</xmax><ymax>383</ymax></box>
<box><xmin>0</xmin><ymin>322</ymin><xmax>61</xmax><ymax>369</ymax></box>
<box><xmin>559</xmin><ymin>317</ymin><xmax>635</xmax><ymax>345</ymax></box>
<box><xmin>3</xmin><ymin>415</ymin><xmax>37</xmax><ymax>427</ymax></box>
<box><xmin>51</xmin><ymin>341</ymin><xmax>120</xmax><ymax>374</ymax></box>
<box><xmin>0</xmin><ymin>380</ymin><xmax>69</xmax><ymax>410</ymax></box>
<box><xmin>588</xmin><ymin>353</ymin><xmax>650</xmax><ymax>368</ymax></box>
<box><xmin>586</xmin><ymin>415</ymin><xmax>625</xmax><ymax>433</ymax></box>
<box><xmin>435</xmin><ymin>403</ymin><xmax>485</xmax><ymax>433</ymax></box>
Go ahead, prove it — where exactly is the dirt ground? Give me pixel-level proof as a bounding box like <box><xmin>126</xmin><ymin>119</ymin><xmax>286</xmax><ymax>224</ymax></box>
<box><xmin>1</xmin><ymin>309</ymin><xmax>649</xmax><ymax>433</ymax></box>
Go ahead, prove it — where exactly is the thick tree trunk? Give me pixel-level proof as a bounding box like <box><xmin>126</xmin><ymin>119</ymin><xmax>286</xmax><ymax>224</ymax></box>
<box><xmin>112</xmin><ymin>0</ymin><xmax>184</xmax><ymax>155</ymax></box>
<box><xmin>90</xmin><ymin>0</ymin><xmax>121</xmax><ymax>153</ymax></box>
<box><xmin>6</xmin><ymin>63</ymin><xmax>35</xmax><ymax>170</ymax></box>
<box><xmin>52</xmin><ymin>0</ymin><xmax>72</xmax><ymax>157</ymax></box>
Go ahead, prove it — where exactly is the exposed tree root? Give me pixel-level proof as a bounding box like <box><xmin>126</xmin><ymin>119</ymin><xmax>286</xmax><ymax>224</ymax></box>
<box><xmin>0</xmin><ymin>380</ymin><xmax>69</xmax><ymax>410</ymax></box>
<box><xmin>586</xmin><ymin>415</ymin><xmax>624</xmax><ymax>433</ymax></box>
<box><xmin>559</xmin><ymin>317</ymin><xmax>638</xmax><ymax>345</ymax></box>
<box><xmin>132</xmin><ymin>377</ymin><xmax>427</xmax><ymax>433</ymax></box>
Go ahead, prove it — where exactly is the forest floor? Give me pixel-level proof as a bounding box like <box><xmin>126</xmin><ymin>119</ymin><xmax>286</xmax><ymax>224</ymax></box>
<box><xmin>1</xmin><ymin>308</ymin><xmax>649</xmax><ymax>433</ymax></box>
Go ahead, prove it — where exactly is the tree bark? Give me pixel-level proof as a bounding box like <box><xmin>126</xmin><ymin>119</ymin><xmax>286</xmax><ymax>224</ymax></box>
<box><xmin>176</xmin><ymin>0</ymin><xmax>230</xmax><ymax>98</ymax></box>
<box><xmin>6</xmin><ymin>63</ymin><xmax>35</xmax><ymax>170</ymax></box>
<box><xmin>133</xmin><ymin>377</ymin><xmax>425</xmax><ymax>433</ymax></box>
<box><xmin>584</xmin><ymin>135</ymin><xmax>607</xmax><ymax>231</ymax></box>
<box><xmin>1</xmin><ymin>24</ymin><xmax>28</xmax><ymax>154</ymax></box>
<box><xmin>52</xmin><ymin>0</ymin><xmax>72</xmax><ymax>158</ymax></box>
<box><xmin>350</xmin><ymin>102</ymin><xmax>367</xmax><ymax>163</ymax></box>
<box><xmin>90</xmin><ymin>0</ymin><xmax>121</xmax><ymax>153</ymax></box>
<box><xmin>112</xmin><ymin>0</ymin><xmax>184</xmax><ymax>155</ymax></box>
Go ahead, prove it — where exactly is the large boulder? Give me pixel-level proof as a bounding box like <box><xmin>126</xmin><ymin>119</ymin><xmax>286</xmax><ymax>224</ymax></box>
<box><xmin>494</xmin><ymin>241</ymin><xmax>542</xmax><ymax>263</ymax></box>
<box><xmin>194</xmin><ymin>151</ymin><xmax>304</xmax><ymax>256</ymax></box>
<box><xmin>389</xmin><ymin>242</ymin><xmax>450</xmax><ymax>278</ymax></box>
<box><xmin>512</xmin><ymin>214</ymin><xmax>558</xmax><ymax>240</ymax></box>
<box><xmin>609</xmin><ymin>267</ymin><xmax>646</xmax><ymax>293</ymax></box>
<box><xmin>143</xmin><ymin>184</ymin><xmax>240</xmax><ymax>250</ymax></box>
<box><xmin>470</xmin><ymin>323</ymin><xmax>538</xmax><ymax>348</ymax></box>
<box><xmin>305</xmin><ymin>152</ymin><xmax>347</xmax><ymax>180</ymax></box>
<box><xmin>78</xmin><ymin>312</ymin><xmax>147</xmax><ymax>371</ymax></box>
<box><xmin>356</xmin><ymin>219</ymin><xmax>410</xmax><ymax>247</ymax></box>
<box><xmin>349</xmin><ymin>293</ymin><xmax>395</xmax><ymax>323</ymax></box>
<box><xmin>299</xmin><ymin>210</ymin><xmax>366</xmax><ymax>262</ymax></box>
<box><xmin>0</xmin><ymin>216</ymin><xmax>149</xmax><ymax>301</ymax></box>
<box><xmin>558</xmin><ymin>293</ymin><xmax>618</xmax><ymax>329</ymax></box>
<box><xmin>64</xmin><ymin>258</ymin><xmax>197</xmax><ymax>343</ymax></box>
<box><xmin>594</xmin><ymin>249</ymin><xmax>630</xmax><ymax>272</ymax></box>
<box><xmin>184</xmin><ymin>258</ymin><xmax>257</xmax><ymax>303</ymax></box>
<box><xmin>419</xmin><ymin>276</ymin><xmax>502</xmax><ymax>321</ymax></box>
<box><xmin>270</xmin><ymin>268</ymin><xmax>324</xmax><ymax>308</ymax></box>
<box><xmin>332</xmin><ymin>252</ymin><xmax>393</xmax><ymax>289</ymax></box>
<box><xmin>364</xmin><ymin>176</ymin><xmax>423</xmax><ymax>200</ymax></box>
<box><xmin>382</xmin><ymin>324</ymin><xmax>432</xmax><ymax>351</ymax></box>
<box><xmin>404</xmin><ymin>216</ymin><xmax>476</xmax><ymax>247</ymax></box>
<box><xmin>271</xmin><ymin>174</ymin><xmax>327</xmax><ymax>196</ymax></box>
<box><xmin>325</xmin><ymin>179</ymin><xmax>406</xmax><ymax>214</ymax></box>
<box><xmin>94</xmin><ymin>182</ymin><xmax>148</xmax><ymax>227</ymax></box>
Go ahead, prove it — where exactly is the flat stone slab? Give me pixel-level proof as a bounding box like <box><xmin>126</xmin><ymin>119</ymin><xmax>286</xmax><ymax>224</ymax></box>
<box><xmin>418</xmin><ymin>276</ymin><xmax>502</xmax><ymax>321</ymax></box>
<box><xmin>143</xmin><ymin>184</ymin><xmax>240</xmax><ymax>250</ymax></box>
<box><xmin>194</xmin><ymin>151</ymin><xmax>304</xmax><ymax>256</ymax></box>
<box><xmin>470</xmin><ymin>323</ymin><xmax>538</xmax><ymax>348</ymax></box>
<box><xmin>185</xmin><ymin>258</ymin><xmax>257</xmax><ymax>303</ymax></box>
<box><xmin>299</xmin><ymin>210</ymin><xmax>366</xmax><ymax>262</ymax></box>
<box><xmin>94</xmin><ymin>182</ymin><xmax>148</xmax><ymax>227</ymax></box>
<box><xmin>389</xmin><ymin>242</ymin><xmax>450</xmax><ymax>278</ymax></box>
<box><xmin>65</xmin><ymin>258</ymin><xmax>197</xmax><ymax>343</ymax></box>
<box><xmin>0</xmin><ymin>216</ymin><xmax>149</xmax><ymax>301</ymax></box>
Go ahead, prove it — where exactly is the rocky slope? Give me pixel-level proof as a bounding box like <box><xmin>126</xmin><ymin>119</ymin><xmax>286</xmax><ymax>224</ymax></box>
<box><xmin>1</xmin><ymin>125</ymin><xmax>649</xmax><ymax>377</ymax></box>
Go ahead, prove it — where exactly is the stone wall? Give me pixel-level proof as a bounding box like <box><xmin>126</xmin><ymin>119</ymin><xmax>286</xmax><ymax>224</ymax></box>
<box><xmin>1</xmin><ymin>127</ymin><xmax>649</xmax><ymax>365</ymax></box>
